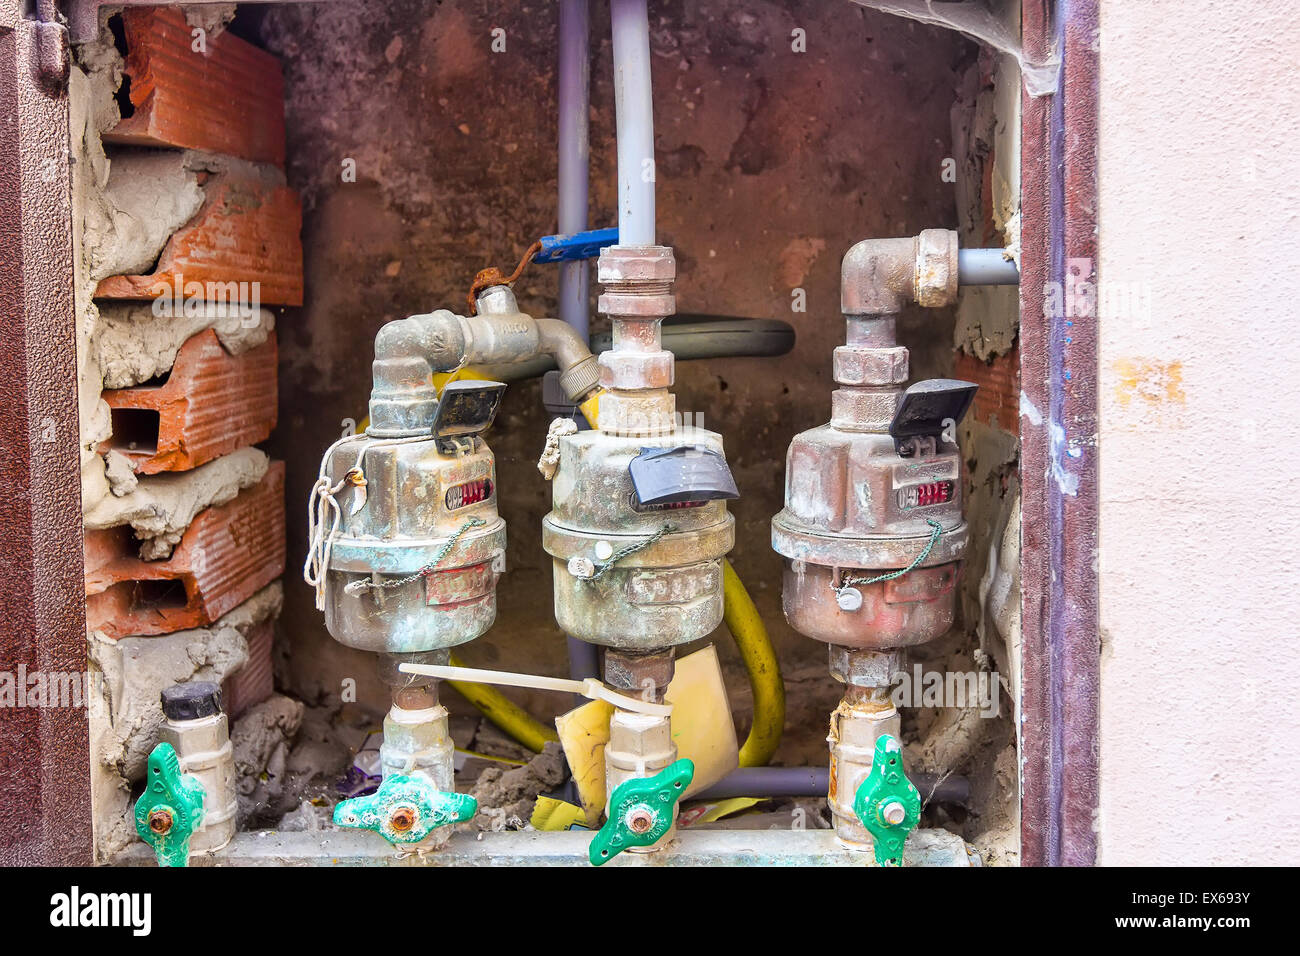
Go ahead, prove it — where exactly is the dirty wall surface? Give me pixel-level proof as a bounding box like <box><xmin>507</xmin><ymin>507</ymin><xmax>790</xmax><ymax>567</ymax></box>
<box><xmin>253</xmin><ymin>0</ymin><xmax>1012</xmax><ymax>849</ymax></box>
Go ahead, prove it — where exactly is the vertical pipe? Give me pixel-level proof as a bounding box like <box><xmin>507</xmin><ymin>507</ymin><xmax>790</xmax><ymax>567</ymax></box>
<box><xmin>559</xmin><ymin>0</ymin><xmax>600</xmax><ymax>688</ymax></box>
<box><xmin>610</xmin><ymin>0</ymin><xmax>656</xmax><ymax>246</ymax></box>
<box><xmin>557</xmin><ymin>0</ymin><xmax>591</xmax><ymax>337</ymax></box>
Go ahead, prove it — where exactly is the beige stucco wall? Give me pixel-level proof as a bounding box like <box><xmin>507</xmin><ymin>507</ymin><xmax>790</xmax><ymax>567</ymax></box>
<box><xmin>1098</xmin><ymin>0</ymin><xmax>1300</xmax><ymax>864</ymax></box>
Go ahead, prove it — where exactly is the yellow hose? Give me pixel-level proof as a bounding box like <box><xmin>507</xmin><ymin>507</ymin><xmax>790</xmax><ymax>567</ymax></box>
<box><xmin>723</xmin><ymin>560</ymin><xmax>785</xmax><ymax>766</ymax></box>
<box><xmin>577</xmin><ymin>390</ymin><xmax>785</xmax><ymax>767</ymax></box>
<box><xmin>447</xmin><ymin>651</ymin><xmax>559</xmax><ymax>754</ymax></box>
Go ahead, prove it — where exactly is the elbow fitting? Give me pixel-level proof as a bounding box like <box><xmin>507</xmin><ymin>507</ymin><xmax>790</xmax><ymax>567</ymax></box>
<box><xmin>841</xmin><ymin>229</ymin><xmax>959</xmax><ymax>315</ymax></box>
<box><xmin>535</xmin><ymin>318</ymin><xmax>600</xmax><ymax>401</ymax></box>
<box><xmin>368</xmin><ymin>311</ymin><xmax>467</xmax><ymax>437</ymax></box>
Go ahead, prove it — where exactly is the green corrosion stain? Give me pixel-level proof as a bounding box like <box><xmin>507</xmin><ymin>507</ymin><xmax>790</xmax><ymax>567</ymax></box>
<box><xmin>333</xmin><ymin>774</ymin><xmax>478</xmax><ymax>845</ymax></box>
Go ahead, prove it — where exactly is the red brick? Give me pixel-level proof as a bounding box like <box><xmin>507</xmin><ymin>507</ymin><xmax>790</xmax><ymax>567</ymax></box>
<box><xmin>223</xmin><ymin>617</ymin><xmax>275</xmax><ymax>719</ymax></box>
<box><xmin>101</xmin><ymin>330</ymin><xmax>278</xmax><ymax>474</ymax></box>
<box><xmin>954</xmin><ymin>346</ymin><xmax>1020</xmax><ymax>435</ymax></box>
<box><xmin>104</xmin><ymin>7</ymin><xmax>286</xmax><ymax>168</ymax></box>
<box><xmin>93</xmin><ymin>169</ymin><xmax>304</xmax><ymax>306</ymax></box>
<box><xmin>84</xmin><ymin>462</ymin><xmax>286</xmax><ymax>639</ymax></box>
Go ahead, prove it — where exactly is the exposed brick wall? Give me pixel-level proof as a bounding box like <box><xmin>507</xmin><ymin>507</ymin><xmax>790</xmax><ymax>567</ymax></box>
<box><xmin>79</xmin><ymin>10</ymin><xmax>300</xmax><ymax>856</ymax></box>
<box><xmin>84</xmin><ymin>463</ymin><xmax>286</xmax><ymax>639</ymax></box>
<box><xmin>955</xmin><ymin>346</ymin><xmax>1020</xmax><ymax>436</ymax></box>
<box><xmin>101</xmin><ymin>329</ymin><xmax>278</xmax><ymax>474</ymax></box>
<box><xmin>104</xmin><ymin>7</ymin><xmax>287</xmax><ymax>167</ymax></box>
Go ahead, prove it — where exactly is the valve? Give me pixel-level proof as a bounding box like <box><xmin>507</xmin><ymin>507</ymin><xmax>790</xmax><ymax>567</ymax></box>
<box><xmin>333</xmin><ymin>773</ymin><xmax>478</xmax><ymax>846</ymax></box>
<box><xmin>589</xmin><ymin>758</ymin><xmax>694</xmax><ymax>866</ymax></box>
<box><xmin>852</xmin><ymin>734</ymin><xmax>921</xmax><ymax>867</ymax></box>
<box><xmin>134</xmin><ymin>742</ymin><xmax>206</xmax><ymax>868</ymax></box>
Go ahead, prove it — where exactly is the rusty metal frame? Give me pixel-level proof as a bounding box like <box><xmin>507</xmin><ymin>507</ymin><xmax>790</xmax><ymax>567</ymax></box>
<box><xmin>0</xmin><ymin>3</ymin><xmax>92</xmax><ymax>866</ymax></box>
<box><xmin>1018</xmin><ymin>0</ymin><xmax>1100</xmax><ymax>866</ymax></box>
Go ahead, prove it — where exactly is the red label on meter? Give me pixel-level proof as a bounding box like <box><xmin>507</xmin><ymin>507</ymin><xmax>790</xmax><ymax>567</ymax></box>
<box><xmin>897</xmin><ymin>480</ymin><xmax>953</xmax><ymax>510</ymax></box>
<box><xmin>445</xmin><ymin>477</ymin><xmax>493</xmax><ymax>510</ymax></box>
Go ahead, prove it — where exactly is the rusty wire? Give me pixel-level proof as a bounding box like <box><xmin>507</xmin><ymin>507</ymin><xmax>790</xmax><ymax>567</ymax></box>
<box><xmin>466</xmin><ymin>240</ymin><xmax>544</xmax><ymax>314</ymax></box>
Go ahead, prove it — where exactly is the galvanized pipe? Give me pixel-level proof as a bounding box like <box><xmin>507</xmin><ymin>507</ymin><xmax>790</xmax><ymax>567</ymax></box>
<box><xmin>367</xmin><ymin>297</ymin><xmax>599</xmax><ymax>437</ymax></box>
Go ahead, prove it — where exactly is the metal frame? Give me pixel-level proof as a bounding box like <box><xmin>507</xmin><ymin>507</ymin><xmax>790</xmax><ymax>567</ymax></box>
<box><xmin>1018</xmin><ymin>0</ymin><xmax>1101</xmax><ymax>866</ymax></box>
<box><xmin>0</xmin><ymin>3</ymin><xmax>92</xmax><ymax>866</ymax></box>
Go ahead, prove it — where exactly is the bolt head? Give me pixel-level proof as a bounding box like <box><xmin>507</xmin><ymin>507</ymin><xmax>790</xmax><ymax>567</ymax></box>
<box><xmin>568</xmin><ymin>556</ymin><xmax>596</xmax><ymax>579</ymax></box>
<box><xmin>389</xmin><ymin>806</ymin><xmax>418</xmax><ymax>832</ymax></box>
<box><xmin>147</xmin><ymin>809</ymin><xmax>174</xmax><ymax>835</ymax></box>
<box><xmin>880</xmin><ymin>801</ymin><xmax>907</xmax><ymax>826</ymax></box>
<box><xmin>627</xmin><ymin>807</ymin><xmax>655</xmax><ymax>834</ymax></box>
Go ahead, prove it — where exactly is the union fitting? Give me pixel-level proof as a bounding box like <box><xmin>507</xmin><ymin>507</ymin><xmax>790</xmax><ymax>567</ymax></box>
<box><xmin>604</xmin><ymin>648</ymin><xmax>676</xmax><ymax>703</ymax></box>
<box><xmin>829</xmin><ymin>646</ymin><xmax>903</xmax><ymax>689</ymax></box>
<box><xmin>596</xmin><ymin>245</ymin><xmax>677</xmax><ymax>435</ymax></box>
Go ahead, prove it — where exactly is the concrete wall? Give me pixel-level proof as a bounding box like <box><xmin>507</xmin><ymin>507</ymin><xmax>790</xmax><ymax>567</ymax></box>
<box><xmin>1098</xmin><ymin>0</ymin><xmax>1300</xmax><ymax>864</ymax></box>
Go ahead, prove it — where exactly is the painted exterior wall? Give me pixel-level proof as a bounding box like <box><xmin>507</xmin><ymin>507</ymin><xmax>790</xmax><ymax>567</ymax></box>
<box><xmin>1097</xmin><ymin>1</ymin><xmax>1300</xmax><ymax>864</ymax></box>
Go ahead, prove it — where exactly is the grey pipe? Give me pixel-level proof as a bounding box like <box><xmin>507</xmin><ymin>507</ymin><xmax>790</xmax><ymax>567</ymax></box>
<box><xmin>610</xmin><ymin>0</ymin><xmax>656</xmax><ymax>245</ymax></box>
<box><xmin>476</xmin><ymin>316</ymin><xmax>797</xmax><ymax>383</ymax></box>
<box><xmin>958</xmin><ymin>248</ymin><xmax>1021</xmax><ymax>286</ymax></box>
<box><xmin>695</xmin><ymin>766</ymin><xmax>971</xmax><ymax>806</ymax></box>
<box><xmin>558</xmin><ymin>0</ymin><xmax>599</xmax><ymax>691</ymax></box>
<box><xmin>557</xmin><ymin>0</ymin><xmax>591</xmax><ymax>338</ymax></box>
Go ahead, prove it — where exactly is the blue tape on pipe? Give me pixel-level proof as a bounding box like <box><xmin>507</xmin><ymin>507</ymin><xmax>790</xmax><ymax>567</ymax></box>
<box><xmin>535</xmin><ymin>226</ymin><xmax>620</xmax><ymax>264</ymax></box>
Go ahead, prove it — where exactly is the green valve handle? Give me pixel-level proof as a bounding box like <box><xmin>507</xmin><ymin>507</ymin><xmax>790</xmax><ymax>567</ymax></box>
<box><xmin>589</xmin><ymin>758</ymin><xmax>694</xmax><ymax>866</ymax></box>
<box><xmin>333</xmin><ymin>774</ymin><xmax>477</xmax><ymax>845</ymax></box>
<box><xmin>134</xmin><ymin>742</ymin><xmax>206</xmax><ymax>868</ymax></box>
<box><xmin>853</xmin><ymin>734</ymin><xmax>922</xmax><ymax>867</ymax></box>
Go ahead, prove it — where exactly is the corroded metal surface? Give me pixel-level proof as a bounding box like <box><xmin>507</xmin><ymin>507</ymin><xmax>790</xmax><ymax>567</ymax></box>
<box><xmin>544</xmin><ymin>428</ymin><xmax>733</xmax><ymax>648</ymax></box>
<box><xmin>113</xmin><ymin>825</ymin><xmax>978</xmax><ymax>867</ymax></box>
<box><xmin>780</xmin><ymin>559</ymin><xmax>960</xmax><ymax>649</ymax></box>
<box><xmin>774</xmin><ymin>235</ymin><xmax>967</xmax><ymax>650</ymax></box>
<box><xmin>322</xmin><ymin>434</ymin><xmax>506</xmax><ymax>653</ymax></box>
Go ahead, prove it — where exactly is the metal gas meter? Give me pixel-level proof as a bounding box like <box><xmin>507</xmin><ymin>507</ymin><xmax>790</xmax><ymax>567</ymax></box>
<box><xmin>310</xmin><ymin>379</ymin><xmax>508</xmax><ymax>655</ymax></box>
<box><xmin>772</xmin><ymin>229</ymin><xmax>979</xmax><ymax>851</ymax></box>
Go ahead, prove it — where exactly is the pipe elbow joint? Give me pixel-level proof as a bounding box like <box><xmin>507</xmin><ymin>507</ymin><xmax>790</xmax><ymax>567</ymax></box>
<box><xmin>535</xmin><ymin>318</ymin><xmax>600</xmax><ymax>401</ymax></box>
<box><xmin>368</xmin><ymin>311</ymin><xmax>467</xmax><ymax>438</ymax></box>
<box><xmin>841</xmin><ymin>229</ymin><xmax>958</xmax><ymax>315</ymax></box>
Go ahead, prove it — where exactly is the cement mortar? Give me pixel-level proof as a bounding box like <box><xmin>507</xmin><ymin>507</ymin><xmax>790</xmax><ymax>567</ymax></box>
<box><xmin>88</xmin><ymin>582</ymin><xmax>283</xmax><ymax>858</ymax></box>
<box><xmin>82</xmin><ymin>446</ymin><xmax>270</xmax><ymax>559</ymax></box>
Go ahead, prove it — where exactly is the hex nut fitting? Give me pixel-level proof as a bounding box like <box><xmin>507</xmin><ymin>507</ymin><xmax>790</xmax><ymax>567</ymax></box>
<box><xmin>829</xmin><ymin>645</ymin><xmax>903</xmax><ymax>687</ymax></box>
<box><xmin>914</xmin><ymin>229</ymin><xmax>959</xmax><ymax>308</ymax></box>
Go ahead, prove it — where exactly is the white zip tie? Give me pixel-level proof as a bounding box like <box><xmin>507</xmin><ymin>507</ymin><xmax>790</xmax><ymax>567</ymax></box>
<box><xmin>398</xmin><ymin>662</ymin><xmax>673</xmax><ymax>717</ymax></box>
